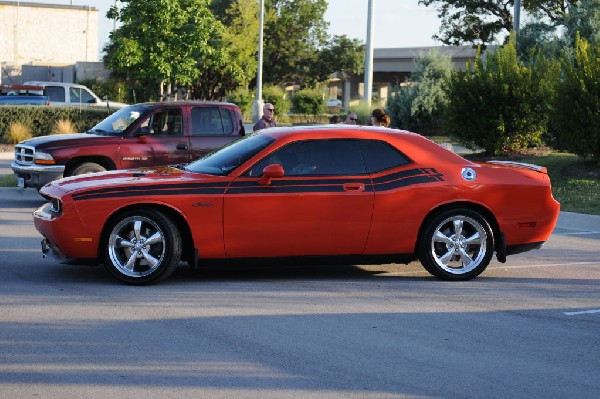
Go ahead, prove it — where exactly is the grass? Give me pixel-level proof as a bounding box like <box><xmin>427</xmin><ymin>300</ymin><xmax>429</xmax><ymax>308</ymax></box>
<box><xmin>508</xmin><ymin>153</ymin><xmax>600</xmax><ymax>216</ymax></box>
<box><xmin>0</xmin><ymin>174</ymin><xmax>17</xmax><ymax>187</ymax></box>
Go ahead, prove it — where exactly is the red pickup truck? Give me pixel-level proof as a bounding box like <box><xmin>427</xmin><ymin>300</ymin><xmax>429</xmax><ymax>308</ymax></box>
<box><xmin>12</xmin><ymin>101</ymin><xmax>245</xmax><ymax>189</ymax></box>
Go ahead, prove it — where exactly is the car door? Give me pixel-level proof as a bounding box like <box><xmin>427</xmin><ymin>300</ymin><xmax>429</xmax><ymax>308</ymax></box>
<box><xmin>223</xmin><ymin>139</ymin><xmax>374</xmax><ymax>258</ymax></box>
<box><xmin>189</xmin><ymin>106</ymin><xmax>240</xmax><ymax>161</ymax></box>
<box><xmin>119</xmin><ymin>108</ymin><xmax>190</xmax><ymax>168</ymax></box>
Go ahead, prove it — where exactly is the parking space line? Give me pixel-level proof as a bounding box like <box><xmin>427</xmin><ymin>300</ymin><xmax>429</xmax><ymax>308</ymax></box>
<box><xmin>564</xmin><ymin>309</ymin><xmax>600</xmax><ymax>316</ymax></box>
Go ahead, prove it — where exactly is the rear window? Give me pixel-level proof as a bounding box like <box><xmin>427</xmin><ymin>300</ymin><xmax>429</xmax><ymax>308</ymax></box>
<box><xmin>360</xmin><ymin>140</ymin><xmax>411</xmax><ymax>173</ymax></box>
<box><xmin>44</xmin><ymin>86</ymin><xmax>65</xmax><ymax>102</ymax></box>
<box><xmin>191</xmin><ymin>107</ymin><xmax>234</xmax><ymax>136</ymax></box>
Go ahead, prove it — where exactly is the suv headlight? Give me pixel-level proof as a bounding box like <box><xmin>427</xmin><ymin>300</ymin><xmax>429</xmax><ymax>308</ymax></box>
<box><xmin>34</xmin><ymin>152</ymin><xmax>56</xmax><ymax>165</ymax></box>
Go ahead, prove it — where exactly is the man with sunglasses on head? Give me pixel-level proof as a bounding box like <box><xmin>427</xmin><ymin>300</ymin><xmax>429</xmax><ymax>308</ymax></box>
<box><xmin>344</xmin><ymin>112</ymin><xmax>359</xmax><ymax>125</ymax></box>
<box><xmin>253</xmin><ymin>103</ymin><xmax>277</xmax><ymax>132</ymax></box>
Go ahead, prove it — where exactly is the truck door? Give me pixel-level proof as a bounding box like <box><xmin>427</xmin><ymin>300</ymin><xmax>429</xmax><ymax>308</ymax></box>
<box><xmin>121</xmin><ymin>108</ymin><xmax>191</xmax><ymax>168</ymax></box>
<box><xmin>189</xmin><ymin>106</ymin><xmax>241</xmax><ymax>161</ymax></box>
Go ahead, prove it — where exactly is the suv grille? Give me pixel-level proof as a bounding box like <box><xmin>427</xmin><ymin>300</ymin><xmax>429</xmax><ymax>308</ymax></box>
<box><xmin>14</xmin><ymin>144</ymin><xmax>35</xmax><ymax>165</ymax></box>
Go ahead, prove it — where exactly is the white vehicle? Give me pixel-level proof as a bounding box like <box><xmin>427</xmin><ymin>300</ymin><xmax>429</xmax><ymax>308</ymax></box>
<box><xmin>326</xmin><ymin>98</ymin><xmax>343</xmax><ymax>109</ymax></box>
<box><xmin>22</xmin><ymin>81</ymin><xmax>128</xmax><ymax>108</ymax></box>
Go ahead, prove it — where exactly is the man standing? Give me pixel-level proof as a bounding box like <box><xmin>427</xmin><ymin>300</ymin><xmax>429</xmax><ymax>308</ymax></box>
<box><xmin>253</xmin><ymin>103</ymin><xmax>277</xmax><ymax>131</ymax></box>
<box><xmin>344</xmin><ymin>112</ymin><xmax>359</xmax><ymax>124</ymax></box>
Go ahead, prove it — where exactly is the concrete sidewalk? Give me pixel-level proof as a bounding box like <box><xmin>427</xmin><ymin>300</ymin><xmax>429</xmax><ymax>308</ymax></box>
<box><xmin>0</xmin><ymin>151</ymin><xmax>13</xmax><ymax>160</ymax></box>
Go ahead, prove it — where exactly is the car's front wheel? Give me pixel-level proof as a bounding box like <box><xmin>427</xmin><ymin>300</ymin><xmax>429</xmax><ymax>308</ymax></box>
<box><xmin>418</xmin><ymin>208</ymin><xmax>494</xmax><ymax>280</ymax></box>
<box><xmin>103</xmin><ymin>208</ymin><xmax>182</xmax><ymax>285</ymax></box>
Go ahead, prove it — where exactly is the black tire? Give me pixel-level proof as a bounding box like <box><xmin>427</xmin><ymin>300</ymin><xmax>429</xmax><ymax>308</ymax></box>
<box><xmin>418</xmin><ymin>208</ymin><xmax>494</xmax><ymax>280</ymax></box>
<box><xmin>69</xmin><ymin>162</ymin><xmax>106</xmax><ymax>176</ymax></box>
<box><xmin>103</xmin><ymin>208</ymin><xmax>182</xmax><ymax>285</ymax></box>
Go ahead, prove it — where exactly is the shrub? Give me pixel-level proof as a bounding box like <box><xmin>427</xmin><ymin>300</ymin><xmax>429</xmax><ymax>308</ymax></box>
<box><xmin>0</xmin><ymin>106</ymin><xmax>117</xmax><ymax>142</ymax></box>
<box><xmin>443</xmin><ymin>35</ymin><xmax>559</xmax><ymax>155</ymax></box>
<box><xmin>387</xmin><ymin>50</ymin><xmax>452</xmax><ymax>134</ymax></box>
<box><xmin>291</xmin><ymin>88</ymin><xmax>324</xmax><ymax>117</ymax></box>
<box><xmin>53</xmin><ymin>119</ymin><xmax>76</xmax><ymax>134</ymax></box>
<box><xmin>552</xmin><ymin>35</ymin><xmax>600</xmax><ymax>160</ymax></box>
<box><xmin>226</xmin><ymin>88</ymin><xmax>254</xmax><ymax>121</ymax></box>
<box><xmin>5</xmin><ymin>122</ymin><xmax>32</xmax><ymax>144</ymax></box>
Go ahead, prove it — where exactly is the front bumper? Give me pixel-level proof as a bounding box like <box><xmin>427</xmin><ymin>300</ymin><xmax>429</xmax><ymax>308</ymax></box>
<box><xmin>12</xmin><ymin>161</ymin><xmax>65</xmax><ymax>189</ymax></box>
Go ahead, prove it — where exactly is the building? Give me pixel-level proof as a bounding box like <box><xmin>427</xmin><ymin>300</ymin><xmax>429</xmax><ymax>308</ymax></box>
<box><xmin>329</xmin><ymin>45</ymin><xmax>479</xmax><ymax>107</ymax></box>
<box><xmin>0</xmin><ymin>1</ymin><xmax>99</xmax><ymax>83</ymax></box>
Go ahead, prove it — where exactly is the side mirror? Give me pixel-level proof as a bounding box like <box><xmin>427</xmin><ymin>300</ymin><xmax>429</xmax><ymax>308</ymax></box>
<box><xmin>259</xmin><ymin>164</ymin><xmax>284</xmax><ymax>185</ymax></box>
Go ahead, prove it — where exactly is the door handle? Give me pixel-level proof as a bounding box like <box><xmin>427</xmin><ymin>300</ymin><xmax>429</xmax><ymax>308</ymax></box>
<box><xmin>176</xmin><ymin>143</ymin><xmax>189</xmax><ymax>151</ymax></box>
<box><xmin>343</xmin><ymin>183</ymin><xmax>365</xmax><ymax>192</ymax></box>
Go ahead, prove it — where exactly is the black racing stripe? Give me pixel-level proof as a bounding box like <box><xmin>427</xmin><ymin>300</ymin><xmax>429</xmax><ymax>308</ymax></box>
<box><xmin>73</xmin><ymin>187</ymin><xmax>227</xmax><ymax>201</ymax></box>
<box><xmin>226</xmin><ymin>185</ymin><xmax>350</xmax><ymax>194</ymax></box>
<box><xmin>72</xmin><ymin>182</ymin><xmax>229</xmax><ymax>200</ymax></box>
<box><xmin>374</xmin><ymin>175</ymin><xmax>442</xmax><ymax>191</ymax></box>
<box><xmin>231</xmin><ymin>177</ymin><xmax>372</xmax><ymax>187</ymax></box>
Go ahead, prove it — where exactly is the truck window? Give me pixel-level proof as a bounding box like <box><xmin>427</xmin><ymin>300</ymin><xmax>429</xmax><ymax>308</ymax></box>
<box><xmin>69</xmin><ymin>87</ymin><xmax>96</xmax><ymax>104</ymax></box>
<box><xmin>191</xmin><ymin>107</ymin><xmax>233</xmax><ymax>136</ymax></box>
<box><xmin>147</xmin><ymin>110</ymin><xmax>183</xmax><ymax>136</ymax></box>
<box><xmin>45</xmin><ymin>86</ymin><xmax>65</xmax><ymax>102</ymax></box>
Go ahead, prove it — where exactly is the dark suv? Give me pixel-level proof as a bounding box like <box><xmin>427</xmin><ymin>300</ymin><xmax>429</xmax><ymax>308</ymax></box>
<box><xmin>12</xmin><ymin>101</ymin><xmax>245</xmax><ymax>189</ymax></box>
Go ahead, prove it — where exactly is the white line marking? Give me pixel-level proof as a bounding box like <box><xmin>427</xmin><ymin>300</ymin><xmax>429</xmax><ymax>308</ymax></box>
<box><xmin>557</xmin><ymin>231</ymin><xmax>600</xmax><ymax>235</ymax></box>
<box><xmin>493</xmin><ymin>261</ymin><xmax>600</xmax><ymax>269</ymax></box>
<box><xmin>564</xmin><ymin>309</ymin><xmax>600</xmax><ymax>316</ymax></box>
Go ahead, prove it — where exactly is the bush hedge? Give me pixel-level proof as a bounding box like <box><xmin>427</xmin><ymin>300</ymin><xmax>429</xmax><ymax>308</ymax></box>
<box><xmin>0</xmin><ymin>106</ymin><xmax>117</xmax><ymax>142</ymax></box>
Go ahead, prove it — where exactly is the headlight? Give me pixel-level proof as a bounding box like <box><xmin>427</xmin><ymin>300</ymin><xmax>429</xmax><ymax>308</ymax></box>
<box><xmin>49</xmin><ymin>197</ymin><xmax>62</xmax><ymax>215</ymax></box>
<box><xmin>34</xmin><ymin>151</ymin><xmax>56</xmax><ymax>165</ymax></box>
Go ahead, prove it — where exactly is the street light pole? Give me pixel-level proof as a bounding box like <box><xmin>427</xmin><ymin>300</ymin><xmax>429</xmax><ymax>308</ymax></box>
<box><xmin>253</xmin><ymin>0</ymin><xmax>265</xmax><ymax>123</ymax></box>
<box><xmin>363</xmin><ymin>0</ymin><xmax>375</xmax><ymax>106</ymax></box>
<box><xmin>513</xmin><ymin>0</ymin><xmax>521</xmax><ymax>33</ymax></box>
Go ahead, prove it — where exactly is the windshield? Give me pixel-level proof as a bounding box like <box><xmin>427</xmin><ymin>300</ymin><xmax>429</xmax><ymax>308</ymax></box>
<box><xmin>88</xmin><ymin>104</ymin><xmax>150</xmax><ymax>135</ymax></box>
<box><xmin>185</xmin><ymin>134</ymin><xmax>275</xmax><ymax>176</ymax></box>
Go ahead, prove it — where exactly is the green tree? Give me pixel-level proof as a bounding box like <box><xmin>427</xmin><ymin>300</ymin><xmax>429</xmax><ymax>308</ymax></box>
<box><xmin>104</xmin><ymin>0</ymin><xmax>225</xmax><ymax>99</ymax></box>
<box><xmin>418</xmin><ymin>0</ymin><xmax>575</xmax><ymax>47</ymax></box>
<box><xmin>387</xmin><ymin>50</ymin><xmax>452</xmax><ymax>134</ymax></box>
<box><xmin>552</xmin><ymin>35</ymin><xmax>600</xmax><ymax>160</ymax></box>
<box><xmin>562</xmin><ymin>0</ymin><xmax>600</xmax><ymax>45</ymax></box>
<box><xmin>308</xmin><ymin>35</ymin><xmax>365</xmax><ymax>85</ymax></box>
<box><xmin>263</xmin><ymin>0</ymin><xmax>329</xmax><ymax>85</ymax></box>
<box><xmin>443</xmin><ymin>35</ymin><xmax>559</xmax><ymax>155</ymax></box>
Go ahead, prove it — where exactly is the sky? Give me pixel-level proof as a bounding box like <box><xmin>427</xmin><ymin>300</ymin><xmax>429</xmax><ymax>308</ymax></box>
<box><xmin>28</xmin><ymin>0</ymin><xmax>442</xmax><ymax>57</ymax></box>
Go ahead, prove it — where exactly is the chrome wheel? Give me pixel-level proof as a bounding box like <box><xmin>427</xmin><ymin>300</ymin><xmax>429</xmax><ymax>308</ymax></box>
<box><xmin>104</xmin><ymin>208</ymin><xmax>182</xmax><ymax>284</ymax></box>
<box><xmin>419</xmin><ymin>208</ymin><xmax>494</xmax><ymax>280</ymax></box>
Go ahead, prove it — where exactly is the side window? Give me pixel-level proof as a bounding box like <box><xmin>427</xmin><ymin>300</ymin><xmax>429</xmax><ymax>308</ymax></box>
<box><xmin>191</xmin><ymin>107</ymin><xmax>233</xmax><ymax>135</ymax></box>
<box><xmin>147</xmin><ymin>109</ymin><xmax>183</xmax><ymax>136</ymax></box>
<box><xmin>360</xmin><ymin>140</ymin><xmax>411</xmax><ymax>173</ymax></box>
<box><xmin>247</xmin><ymin>140</ymin><xmax>366</xmax><ymax>177</ymax></box>
<box><xmin>80</xmin><ymin>89</ymin><xmax>96</xmax><ymax>104</ymax></box>
<box><xmin>69</xmin><ymin>87</ymin><xmax>81</xmax><ymax>103</ymax></box>
<box><xmin>44</xmin><ymin>86</ymin><xmax>65</xmax><ymax>102</ymax></box>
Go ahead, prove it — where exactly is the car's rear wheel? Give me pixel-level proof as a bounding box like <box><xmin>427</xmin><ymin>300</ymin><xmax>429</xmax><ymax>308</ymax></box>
<box><xmin>418</xmin><ymin>208</ymin><xmax>494</xmax><ymax>280</ymax></box>
<box><xmin>103</xmin><ymin>208</ymin><xmax>182</xmax><ymax>285</ymax></box>
<box><xmin>69</xmin><ymin>162</ymin><xmax>106</xmax><ymax>176</ymax></box>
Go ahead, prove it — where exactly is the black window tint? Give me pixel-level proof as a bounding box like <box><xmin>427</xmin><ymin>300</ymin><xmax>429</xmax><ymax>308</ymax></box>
<box><xmin>360</xmin><ymin>140</ymin><xmax>411</xmax><ymax>173</ymax></box>
<box><xmin>192</xmin><ymin>107</ymin><xmax>231</xmax><ymax>135</ymax></box>
<box><xmin>221</xmin><ymin>109</ymin><xmax>233</xmax><ymax>134</ymax></box>
<box><xmin>247</xmin><ymin>139</ymin><xmax>366</xmax><ymax>177</ymax></box>
<box><xmin>148</xmin><ymin>109</ymin><xmax>183</xmax><ymax>136</ymax></box>
<box><xmin>80</xmin><ymin>89</ymin><xmax>95</xmax><ymax>103</ymax></box>
<box><xmin>45</xmin><ymin>86</ymin><xmax>65</xmax><ymax>102</ymax></box>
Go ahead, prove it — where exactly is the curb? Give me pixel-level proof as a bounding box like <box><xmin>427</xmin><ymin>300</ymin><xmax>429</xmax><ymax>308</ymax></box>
<box><xmin>557</xmin><ymin>211</ymin><xmax>600</xmax><ymax>233</ymax></box>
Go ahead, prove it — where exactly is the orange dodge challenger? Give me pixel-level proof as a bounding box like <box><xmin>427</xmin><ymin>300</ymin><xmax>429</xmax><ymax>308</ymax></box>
<box><xmin>33</xmin><ymin>126</ymin><xmax>560</xmax><ymax>285</ymax></box>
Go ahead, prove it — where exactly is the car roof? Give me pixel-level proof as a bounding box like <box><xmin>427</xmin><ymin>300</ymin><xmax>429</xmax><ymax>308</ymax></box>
<box><xmin>257</xmin><ymin>125</ymin><xmax>469</xmax><ymax>164</ymax></box>
<box><xmin>133</xmin><ymin>101</ymin><xmax>240</xmax><ymax>108</ymax></box>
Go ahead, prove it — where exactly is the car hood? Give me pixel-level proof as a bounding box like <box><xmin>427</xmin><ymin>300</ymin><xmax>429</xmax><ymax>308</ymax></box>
<box><xmin>43</xmin><ymin>166</ymin><xmax>226</xmax><ymax>196</ymax></box>
<box><xmin>20</xmin><ymin>133</ymin><xmax>114</xmax><ymax>149</ymax></box>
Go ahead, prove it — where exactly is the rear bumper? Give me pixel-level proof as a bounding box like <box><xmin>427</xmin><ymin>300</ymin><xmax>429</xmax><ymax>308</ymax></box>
<box><xmin>12</xmin><ymin>161</ymin><xmax>65</xmax><ymax>189</ymax></box>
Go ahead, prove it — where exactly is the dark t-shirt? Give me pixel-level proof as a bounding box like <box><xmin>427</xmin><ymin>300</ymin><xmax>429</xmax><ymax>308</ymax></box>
<box><xmin>253</xmin><ymin>117</ymin><xmax>277</xmax><ymax>132</ymax></box>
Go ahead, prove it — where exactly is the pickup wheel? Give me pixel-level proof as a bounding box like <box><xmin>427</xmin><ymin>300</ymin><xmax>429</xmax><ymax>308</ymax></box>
<box><xmin>68</xmin><ymin>162</ymin><xmax>106</xmax><ymax>176</ymax></box>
